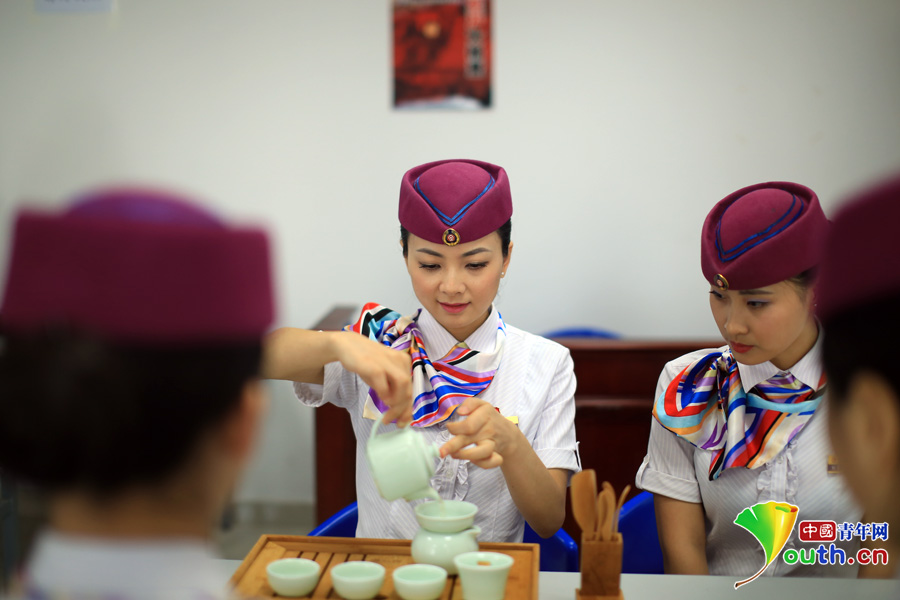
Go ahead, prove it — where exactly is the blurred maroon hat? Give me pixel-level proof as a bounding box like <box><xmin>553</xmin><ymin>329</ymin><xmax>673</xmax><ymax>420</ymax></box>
<box><xmin>817</xmin><ymin>173</ymin><xmax>900</xmax><ymax>322</ymax></box>
<box><xmin>701</xmin><ymin>182</ymin><xmax>827</xmax><ymax>291</ymax></box>
<box><xmin>399</xmin><ymin>159</ymin><xmax>512</xmax><ymax>247</ymax></box>
<box><xmin>0</xmin><ymin>186</ymin><xmax>274</xmax><ymax>344</ymax></box>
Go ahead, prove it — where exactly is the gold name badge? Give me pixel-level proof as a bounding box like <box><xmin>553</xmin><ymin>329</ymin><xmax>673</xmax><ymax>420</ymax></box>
<box><xmin>827</xmin><ymin>454</ymin><xmax>841</xmax><ymax>475</ymax></box>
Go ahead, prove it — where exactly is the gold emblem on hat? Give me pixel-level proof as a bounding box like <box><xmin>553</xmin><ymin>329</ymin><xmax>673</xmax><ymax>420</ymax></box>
<box><xmin>715</xmin><ymin>273</ymin><xmax>729</xmax><ymax>290</ymax></box>
<box><xmin>442</xmin><ymin>228</ymin><xmax>460</xmax><ymax>246</ymax></box>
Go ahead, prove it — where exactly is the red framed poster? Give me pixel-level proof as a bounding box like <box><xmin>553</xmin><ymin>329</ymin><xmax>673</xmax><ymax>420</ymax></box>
<box><xmin>393</xmin><ymin>0</ymin><xmax>492</xmax><ymax>109</ymax></box>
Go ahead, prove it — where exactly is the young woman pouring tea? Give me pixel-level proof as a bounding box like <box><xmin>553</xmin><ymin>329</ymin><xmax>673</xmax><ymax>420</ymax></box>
<box><xmin>264</xmin><ymin>159</ymin><xmax>580</xmax><ymax>542</ymax></box>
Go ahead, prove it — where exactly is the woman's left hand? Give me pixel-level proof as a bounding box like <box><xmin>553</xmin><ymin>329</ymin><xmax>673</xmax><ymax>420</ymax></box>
<box><xmin>441</xmin><ymin>397</ymin><xmax>569</xmax><ymax>536</ymax></box>
<box><xmin>439</xmin><ymin>397</ymin><xmax>521</xmax><ymax>469</ymax></box>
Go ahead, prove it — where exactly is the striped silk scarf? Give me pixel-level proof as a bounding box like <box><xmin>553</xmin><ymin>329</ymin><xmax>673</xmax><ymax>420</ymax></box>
<box><xmin>346</xmin><ymin>302</ymin><xmax>506</xmax><ymax>427</ymax></box>
<box><xmin>652</xmin><ymin>350</ymin><xmax>825</xmax><ymax>480</ymax></box>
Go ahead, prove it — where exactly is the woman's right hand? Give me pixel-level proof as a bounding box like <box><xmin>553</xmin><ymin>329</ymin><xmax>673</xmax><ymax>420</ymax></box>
<box><xmin>332</xmin><ymin>331</ymin><xmax>413</xmax><ymax>426</ymax></box>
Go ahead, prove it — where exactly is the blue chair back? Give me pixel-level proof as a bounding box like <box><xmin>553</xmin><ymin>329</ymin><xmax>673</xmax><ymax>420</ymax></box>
<box><xmin>309</xmin><ymin>502</ymin><xmax>579</xmax><ymax>572</ymax></box>
<box><xmin>617</xmin><ymin>491</ymin><xmax>664</xmax><ymax>574</ymax></box>
<box><xmin>308</xmin><ymin>502</ymin><xmax>359</xmax><ymax>537</ymax></box>
<box><xmin>523</xmin><ymin>521</ymin><xmax>578</xmax><ymax>572</ymax></box>
<box><xmin>542</xmin><ymin>327</ymin><xmax>619</xmax><ymax>339</ymax></box>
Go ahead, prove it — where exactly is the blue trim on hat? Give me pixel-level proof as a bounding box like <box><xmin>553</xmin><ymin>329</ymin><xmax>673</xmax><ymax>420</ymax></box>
<box><xmin>414</xmin><ymin>175</ymin><xmax>495</xmax><ymax>227</ymax></box>
<box><xmin>716</xmin><ymin>193</ymin><xmax>803</xmax><ymax>262</ymax></box>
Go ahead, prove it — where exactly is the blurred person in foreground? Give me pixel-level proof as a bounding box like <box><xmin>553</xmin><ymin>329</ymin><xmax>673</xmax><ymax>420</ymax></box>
<box><xmin>0</xmin><ymin>187</ymin><xmax>274</xmax><ymax>598</ymax></box>
<box><xmin>818</xmin><ymin>174</ymin><xmax>900</xmax><ymax>580</ymax></box>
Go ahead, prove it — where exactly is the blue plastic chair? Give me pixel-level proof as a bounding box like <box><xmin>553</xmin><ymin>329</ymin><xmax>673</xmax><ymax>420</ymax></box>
<box><xmin>542</xmin><ymin>327</ymin><xmax>619</xmax><ymax>339</ymax></box>
<box><xmin>523</xmin><ymin>520</ymin><xmax>578</xmax><ymax>573</ymax></box>
<box><xmin>310</xmin><ymin>502</ymin><xmax>579</xmax><ymax>572</ymax></box>
<box><xmin>309</xmin><ymin>502</ymin><xmax>358</xmax><ymax>537</ymax></box>
<box><xmin>617</xmin><ymin>491</ymin><xmax>664</xmax><ymax>574</ymax></box>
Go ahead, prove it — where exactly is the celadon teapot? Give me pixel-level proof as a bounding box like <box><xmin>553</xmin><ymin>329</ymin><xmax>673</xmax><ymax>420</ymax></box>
<box><xmin>366</xmin><ymin>419</ymin><xmax>441</xmax><ymax>502</ymax></box>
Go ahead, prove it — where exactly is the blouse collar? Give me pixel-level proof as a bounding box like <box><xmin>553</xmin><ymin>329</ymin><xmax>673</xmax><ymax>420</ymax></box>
<box><xmin>416</xmin><ymin>305</ymin><xmax>501</xmax><ymax>358</ymax></box>
<box><xmin>736</xmin><ymin>326</ymin><xmax>823</xmax><ymax>391</ymax></box>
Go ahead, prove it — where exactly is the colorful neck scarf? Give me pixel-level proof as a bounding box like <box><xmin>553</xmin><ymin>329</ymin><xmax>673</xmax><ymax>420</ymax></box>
<box><xmin>652</xmin><ymin>350</ymin><xmax>825</xmax><ymax>480</ymax></box>
<box><xmin>346</xmin><ymin>302</ymin><xmax>506</xmax><ymax>427</ymax></box>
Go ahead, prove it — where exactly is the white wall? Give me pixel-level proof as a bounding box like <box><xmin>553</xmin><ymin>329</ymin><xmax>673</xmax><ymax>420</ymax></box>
<box><xmin>2</xmin><ymin>0</ymin><xmax>899</xmax><ymax>504</ymax></box>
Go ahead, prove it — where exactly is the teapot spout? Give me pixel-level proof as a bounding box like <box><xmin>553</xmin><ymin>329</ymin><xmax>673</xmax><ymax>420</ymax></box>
<box><xmin>404</xmin><ymin>487</ymin><xmax>441</xmax><ymax>502</ymax></box>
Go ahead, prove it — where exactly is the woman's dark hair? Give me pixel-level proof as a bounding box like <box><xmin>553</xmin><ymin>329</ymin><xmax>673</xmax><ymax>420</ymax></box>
<box><xmin>400</xmin><ymin>219</ymin><xmax>512</xmax><ymax>258</ymax></box>
<box><xmin>0</xmin><ymin>327</ymin><xmax>261</xmax><ymax>495</ymax></box>
<box><xmin>822</xmin><ymin>295</ymin><xmax>900</xmax><ymax>402</ymax></box>
<box><xmin>787</xmin><ymin>268</ymin><xmax>817</xmax><ymax>292</ymax></box>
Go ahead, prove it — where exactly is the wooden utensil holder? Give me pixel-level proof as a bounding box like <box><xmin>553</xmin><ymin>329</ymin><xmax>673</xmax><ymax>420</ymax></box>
<box><xmin>576</xmin><ymin>532</ymin><xmax>624</xmax><ymax>600</ymax></box>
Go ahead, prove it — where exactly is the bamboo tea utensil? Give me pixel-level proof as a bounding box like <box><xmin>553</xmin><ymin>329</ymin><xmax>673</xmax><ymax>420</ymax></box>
<box><xmin>599</xmin><ymin>489</ymin><xmax>615</xmax><ymax>542</ymax></box>
<box><xmin>571</xmin><ymin>470</ymin><xmax>599</xmax><ymax>540</ymax></box>
<box><xmin>600</xmin><ymin>481</ymin><xmax>615</xmax><ymax>538</ymax></box>
<box><xmin>595</xmin><ymin>493</ymin><xmax>606</xmax><ymax>541</ymax></box>
<box><xmin>596</xmin><ymin>482</ymin><xmax>617</xmax><ymax>541</ymax></box>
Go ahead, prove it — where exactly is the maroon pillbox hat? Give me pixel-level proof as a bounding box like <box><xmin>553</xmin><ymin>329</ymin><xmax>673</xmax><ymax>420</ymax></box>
<box><xmin>0</xmin><ymin>186</ymin><xmax>274</xmax><ymax>344</ymax></box>
<box><xmin>817</xmin><ymin>174</ymin><xmax>900</xmax><ymax>322</ymax></box>
<box><xmin>399</xmin><ymin>159</ymin><xmax>512</xmax><ymax>246</ymax></box>
<box><xmin>701</xmin><ymin>182</ymin><xmax>827</xmax><ymax>291</ymax></box>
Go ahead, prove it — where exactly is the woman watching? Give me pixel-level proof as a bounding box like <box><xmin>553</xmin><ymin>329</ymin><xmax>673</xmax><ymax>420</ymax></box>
<box><xmin>636</xmin><ymin>182</ymin><xmax>861</xmax><ymax>578</ymax></box>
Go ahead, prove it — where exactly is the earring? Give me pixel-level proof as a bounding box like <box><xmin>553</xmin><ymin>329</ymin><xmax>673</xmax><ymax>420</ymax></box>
<box><xmin>501</xmin><ymin>272</ymin><xmax>505</xmax><ymax>276</ymax></box>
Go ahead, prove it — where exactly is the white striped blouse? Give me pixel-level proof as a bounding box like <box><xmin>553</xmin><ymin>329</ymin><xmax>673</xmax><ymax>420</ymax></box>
<box><xmin>295</xmin><ymin>306</ymin><xmax>580</xmax><ymax>542</ymax></box>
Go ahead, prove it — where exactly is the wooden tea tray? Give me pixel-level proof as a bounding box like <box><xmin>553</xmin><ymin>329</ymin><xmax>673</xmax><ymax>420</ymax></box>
<box><xmin>230</xmin><ymin>534</ymin><xmax>539</xmax><ymax>599</ymax></box>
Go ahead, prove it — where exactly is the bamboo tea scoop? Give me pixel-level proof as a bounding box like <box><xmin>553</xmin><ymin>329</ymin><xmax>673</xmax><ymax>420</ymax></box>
<box><xmin>599</xmin><ymin>488</ymin><xmax>615</xmax><ymax>541</ymax></box>
<box><xmin>571</xmin><ymin>469</ymin><xmax>599</xmax><ymax>540</ymax></box>
<box><xmin>595</xmin><ymin>492</ymin><xmax>606</xmax><ymax>541</ymax></box>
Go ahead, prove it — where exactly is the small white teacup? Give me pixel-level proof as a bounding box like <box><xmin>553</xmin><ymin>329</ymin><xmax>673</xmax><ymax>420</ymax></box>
<box><xmin>453</xmin><ymin>551</ymin><xmax>514</xmax><ymax>600</ymax></box>
<box><xmin>266</xmin><ymin>557</ymin><xmax>321</xmax><ymax>597</ymax></box>
<box><xmin>392</xmin><ymin>563</ymin><xmax>448</xmax><ymax>600</ymax></box>
<box><xmin>330</xmin><ymin>560</ymin><xmax>386</xmax><ymax>600</ymax></box>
